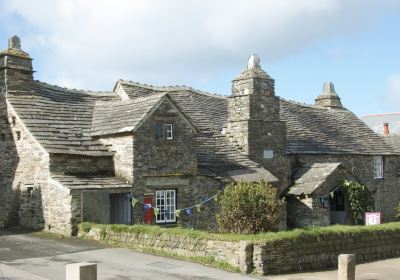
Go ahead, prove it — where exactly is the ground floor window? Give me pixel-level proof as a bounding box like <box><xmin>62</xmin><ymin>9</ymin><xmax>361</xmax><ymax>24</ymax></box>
<box><xmin>155</xmin><ymin>189</ymin><xmax>176</xmax><ymax>223</ymax></box>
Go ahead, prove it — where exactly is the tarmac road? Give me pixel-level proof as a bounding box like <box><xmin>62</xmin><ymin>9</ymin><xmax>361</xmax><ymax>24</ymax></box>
<box><xmin>0</xmin><ymin>228</ymin><xmax>399</xmax><ymax>280</ymax></box>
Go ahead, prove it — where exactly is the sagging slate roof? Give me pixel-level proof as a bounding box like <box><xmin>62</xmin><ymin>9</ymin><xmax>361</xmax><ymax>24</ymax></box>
<box><xmin>51</xmin><ymin>174</ymin><xmax>131</xmax><ymax>190</ymax></box>
<box><xmin>118</xmin><ymin>81</ymin><xmax>278</xmax><ymax>181</ymax></box>
<box><xmin>387</xmin><ymin>135</ymin><xmax>400</xmax><ymax>151</ymax></box>
<box><xmin>288</xmin><ymin>163</ymin><xmax>341</xmax><ymax>196</ymax></box>
<box><xmin>92</xmin><ymin>92</ymin><xmax>166</xmax><ymax>136</ymax></box>
<box><xmin>7</xmin><ymin>81</ymin><xmax>118</xmax><ymax>155</ymax></box>
<box><xmin>7</xmin><ymin>78</ymin><xmax>397</xmax><ymax>168</ymax></box>
<box><xmin>279</xmin><ymin>99</ymin><xmax>397</xmax><ymax>155</ymax></box>
<box><xmin>119</xmin><ymin>80</ymin><xmax>397</xmax><ymax>156</ymax></box>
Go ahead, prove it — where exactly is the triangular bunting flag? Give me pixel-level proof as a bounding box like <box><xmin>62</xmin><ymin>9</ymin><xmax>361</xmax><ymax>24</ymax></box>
<box><xmin>175</xmin><ymin>209</ymin><xmax>181</xmax><ymax>217</ymax></box>
<box><xmin>153</xmin><ymin>207</ymin><xmax>160</xmax><ymax>215</ymax></box>
<box><xmin>131</xmin><ymin>197</ymin><xmax>138</xmax><ymax>207</ymax></box>
<box><xmin>185</xmin><ymin>208</ymin><xmax>192</xmax><ymax>216</ymax></box>
<box><xmin>196</xmin><ymin>204</ymin><xmax>202</xmax><ymax>213</ymax></box>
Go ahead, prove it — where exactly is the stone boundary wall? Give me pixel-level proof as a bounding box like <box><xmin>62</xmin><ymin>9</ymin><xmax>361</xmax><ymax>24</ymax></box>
<box><xmin>83</xmin><ymin>227</ymin><xmax>252</xmax><ymax>272</ymax></box>
<box><xmin>81</xmin><ymin>225</ymin><xmax>400</xmax><ymax>275</ymax></box>
<box><xmin>253</xmin><ymin>230</ymin><xmax>400</xmax><ymax>275</ymax></box>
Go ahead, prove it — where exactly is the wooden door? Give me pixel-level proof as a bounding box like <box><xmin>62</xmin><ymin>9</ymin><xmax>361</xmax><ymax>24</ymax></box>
<box><xmin>110</xmin><ymin>193</ymin><xmax>132</xmax><ymax>224</ymax></box>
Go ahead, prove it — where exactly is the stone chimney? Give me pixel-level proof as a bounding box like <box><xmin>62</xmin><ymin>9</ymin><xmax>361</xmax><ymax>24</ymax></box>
<box><xmin>226</xmin><ymin>55</ymin><xmax>288</xmax><ymax>188</ymax></box>
<box><xmin>315</xmin><ymin>82</ymin><xmax>343</xmax><ymax>109</ymax></box>
<box><xmin>383</xmin><ymin>123</ymin><xmax>389</xmax><ymax>136</ymax></box>
<box><xmin>0</xmin><ymin>35</ymin><xmax>34</xmax><ymax>93</ymax></box>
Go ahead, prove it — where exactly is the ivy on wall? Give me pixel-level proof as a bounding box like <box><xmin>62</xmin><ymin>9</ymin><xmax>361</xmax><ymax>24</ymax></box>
<box><xmin>341</xmin><ymin>180</ymin><xmax>374</xmax><ymax>225</ymax></box>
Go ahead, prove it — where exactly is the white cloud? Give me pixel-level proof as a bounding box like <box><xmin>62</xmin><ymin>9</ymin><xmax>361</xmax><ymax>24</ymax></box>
<box><xmin>388</xmin><ymin>74</ymin><xmax>400</xmax><ymax>103</ymax></box>
<box><xmin>0</xmin><ymin>0</ymin><xmax>399</xmax><ymax>92</ymax></box>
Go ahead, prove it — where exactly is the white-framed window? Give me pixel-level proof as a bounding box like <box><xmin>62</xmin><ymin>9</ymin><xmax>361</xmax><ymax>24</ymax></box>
<box><xmin>155</xmin><ymin>189</ymin><xmax>176</xmax><ymax>223</ymax></box>
<box><xmin>374</xmin><ymin>156</ymin><xmax>384</xmax><ymax>179</ymax></box>
<box><xmin>165</xmin><ymin>123</ymin><xmax>173</xmax><ymax>140</ymax></box>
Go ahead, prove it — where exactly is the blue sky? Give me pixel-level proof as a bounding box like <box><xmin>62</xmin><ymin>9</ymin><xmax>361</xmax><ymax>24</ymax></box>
<box><xmin>0</xmin><ymin>0</ymin><xmax>399</xmax><ymax>116</ymax></box>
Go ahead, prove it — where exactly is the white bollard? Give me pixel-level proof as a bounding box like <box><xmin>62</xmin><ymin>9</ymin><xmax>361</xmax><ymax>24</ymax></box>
<box><xmin>338</xmin><ymin>254</ymin><xmax>356</xmax><ymax>280</ymax></box>
<box><xmin>66</xmin><ymin>262</ymin><xmax>97</xmax><ymax>280</ymax></box>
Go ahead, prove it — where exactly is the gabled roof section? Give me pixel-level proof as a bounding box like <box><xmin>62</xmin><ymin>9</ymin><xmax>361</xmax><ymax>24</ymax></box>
<box><xmin>117</xmin><ymin>81</ymin><xmax>277</xmax><ymax>182</ymax></box>
<box><xmin>7</xmin><ymin>81</ymin><xmax>118</xmax><ymax>156</ymax></box>
<box><xmin>288</xmin><ymin>163</ymin><xmax>342</xmax><ymax>196</ymax></box>
<box><xmin>280</xmin><ymin>99</ymin><xmax>398</xmax><ymax>155</ymax></box>
<box><xmin>91</xmin><ymin>92</ymin><xmax>197</xmax><ymax>137</ymax></box>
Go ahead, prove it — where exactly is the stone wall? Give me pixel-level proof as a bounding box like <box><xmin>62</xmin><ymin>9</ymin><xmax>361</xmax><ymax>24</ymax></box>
<box><xmin>132</xmin><ymin>100</ymin><xmax>197</xmax><ymax>179</ymax></box>
<box><xmin>293</xmin><ymin>154</ymin><xmax>400</xmax><ymax>222</ymax></box>
<box><xmin>99</xmin><ymin>134</ymin><xmax>133</xmax><ymax>182</ymax></box>
<box><xmin>132</xmin><ymin>174</ymin><xmax>221</xmax><ymax>230</ymax></box>
<box><xmin>81</xmin><ymin>223</ymin><xmax>400</xmax><ymax>275</ymax></box>
<box><xmin>253</xmin><ymin>227</ymin><xmax>400</xmax><ymax>275</ymax></box>
<box><xmin>287</xmin><ymin>166</ymin><xmax>352</xmax><ymax>228</ymax></box>
<box><xmin>83</xmin><ymin>226</ymin><xmax>247</xmax><ymax>270</ymax></box>
<box><xmin>1</xmin><ymin>102</ymin><xmax>49</xmax><ymax>229</ymax></box>
<box><xmin>71</xmin><ymin>188</ymin><xmax>134</xmax><ymax>235</ymax></box>
<box><xmin>49</xmin><ymin>154</ymin><xmax>114</xmax><ymax>176</ymax></box>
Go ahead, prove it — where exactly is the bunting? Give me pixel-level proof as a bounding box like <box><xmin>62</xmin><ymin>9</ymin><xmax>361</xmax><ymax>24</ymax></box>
<box><xmin>128</xmin><ymin>191</ymin><xmax>221</xmax><ymax>218</ymax></box>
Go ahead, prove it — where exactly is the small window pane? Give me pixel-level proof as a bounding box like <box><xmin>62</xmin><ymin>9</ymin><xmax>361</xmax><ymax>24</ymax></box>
<box><xmin>165</xmin><ymin>124</ymin><xmax>173</xmax><ymax>140</ymax></box>
<box><xmin>374</xmin><ymin>156</ymin><xmax>384</xmax><ymax>179</ymax></box>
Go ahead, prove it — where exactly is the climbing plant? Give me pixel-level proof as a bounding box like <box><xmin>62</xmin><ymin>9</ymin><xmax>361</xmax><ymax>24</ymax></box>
<box><xmin>341</xmin><ymin>180</ymin><xmax>374</xmax><ymax>225</ymax></box>
<box><xmin>217</xmin><ymin>180</ymin><xmax>283</xmax><ymax>234</ymax></box>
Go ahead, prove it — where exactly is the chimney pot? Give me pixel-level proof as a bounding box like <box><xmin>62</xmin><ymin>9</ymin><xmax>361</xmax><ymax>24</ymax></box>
<box><xmin>383</xmin><ymin>123</ymin><xmax>389</xmax><ymax>136</ymax></box>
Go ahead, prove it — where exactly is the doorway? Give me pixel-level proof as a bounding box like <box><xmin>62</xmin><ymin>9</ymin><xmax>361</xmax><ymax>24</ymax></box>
<box><xmin>330</xmin><ymin>187</ymin><xmax>347</xmax><ymax>224</ymax></box>
<box><xmin>110</xmin><ymin>193</ymin><xmax>132</xmax><ymax>225</ymax></box>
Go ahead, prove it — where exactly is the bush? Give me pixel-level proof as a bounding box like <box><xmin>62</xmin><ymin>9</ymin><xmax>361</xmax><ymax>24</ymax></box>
<box><xmin>341</xmin><ymin>180</ymin><xmax>374</xmax><ymax>225</ymax></box>
<box><xmin>79</xmin><ymin>222</ymin><xmax>92</xmax><ymax>233</ymax></box>
<box><xmin>217</xmin><ymin>180</ymin><xmax>283</xmax><ymax>234</ymax></box>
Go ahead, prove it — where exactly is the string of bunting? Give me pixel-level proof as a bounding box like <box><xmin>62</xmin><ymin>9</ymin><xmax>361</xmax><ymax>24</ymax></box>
<box><xmin>321</xmin><ymin>186</ymin><xmax>341</xmax><ymax>200</ymax></box>
<box><xmin>127</xmin><ymin>192</ymin><xmax>221</xmax><ymax>217</ymax></box>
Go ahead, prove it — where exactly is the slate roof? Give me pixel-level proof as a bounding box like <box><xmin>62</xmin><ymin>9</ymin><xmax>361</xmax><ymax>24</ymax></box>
<box><xmin>280</xmin><ymin>99</ymin><xmax>397</xmax><ymax>155</ymax></box>
<box><xmin>288</xmin><ymin>163</ymin><xmax>342</xmax><ymax>196</ymax></box>
<box><xmin>51</xmin><ymin>174</ymin><xmax>131</xmax><ymax>190</ymax></box>
<box><xmin>6</xmin><ymin>78</ymin><xmax>397</xmax><ymax>182</ymax></box>
<box><xmin>118</xmin><ymin>81</ymin><xmax>278</xmax><ymax>181</ymax></box>
<box><xmin>92</xmin><ymin>92</ymin><xmax>166</xmax><ymax>136</ymax></box>
<box><xmin>119</xmin><ymin>80</ymin><xmax>398</xmax><ymax>156</ymax></box>
<box><xmin>7</xmin><ymin>81</ymin><xmax>118</xmax><ymax>155</ymax></box>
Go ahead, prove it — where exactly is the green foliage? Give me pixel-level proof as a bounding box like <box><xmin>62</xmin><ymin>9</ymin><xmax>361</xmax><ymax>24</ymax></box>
<box><xmin>217</xmin><ymin>180</ymin><xmax>283</xmax><ymax>234</ymax></box>
<box><xmin>79</xmin><ymin>221</ymin><xmax>92</xmax><ymax>233</ymax></box>
<box><xmin>79</xmin><ymin>222</ymin><xmax>400</xmax><ymax>243</ymax></box>
<box><xmin>396</xmin><ymin>202</ymin><xmax>400</xmax><ymax>219</ymax></box>
<box><xmin>341</xmin><ymin>180</ymin><xmax>374</xmax><ymax>225</ymax></box>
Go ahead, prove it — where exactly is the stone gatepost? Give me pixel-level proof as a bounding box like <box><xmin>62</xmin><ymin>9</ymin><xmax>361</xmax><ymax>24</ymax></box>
<box><xmin>239</xmin><ymin>241</ymin><xmax>253</xmax><ymax>274</ymax></box>
<box><xmin>338</xmin><ymin>254</ymin><xmax>356</xmax><ymax>280</ymax></box>
<box><xmin>66</xmin><ymin>262</ymin><xmax>97</xmax><ymax>280</ymax></box>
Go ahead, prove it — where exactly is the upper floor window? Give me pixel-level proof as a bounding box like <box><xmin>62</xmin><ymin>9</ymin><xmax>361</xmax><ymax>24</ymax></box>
<box><xmin>165</xmin><ymin>124</ymin><xmax>173</xmax><ymax>140</ymax></box>
<box><xmin>374</xmin><ymin>156</ymin><xmax>384</xmax><ymax>179</ymax></box>
<box><xmin>155</xmin><ymin>122</ymin><xmax>174</xmax><ymax>141</ymax></box>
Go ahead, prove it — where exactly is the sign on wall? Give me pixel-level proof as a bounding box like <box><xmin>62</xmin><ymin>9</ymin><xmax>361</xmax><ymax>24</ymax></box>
<box><xmin>365</xmin><ymin>212</ymin><xmax>381</xmax><ymax>225</ymax></box>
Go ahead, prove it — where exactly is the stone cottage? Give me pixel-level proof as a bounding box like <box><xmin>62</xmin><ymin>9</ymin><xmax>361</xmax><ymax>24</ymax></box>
<box><xmin>1</xmin><ymin>36</ymin><xmax>399</xmax><ymax>235</ymax></box>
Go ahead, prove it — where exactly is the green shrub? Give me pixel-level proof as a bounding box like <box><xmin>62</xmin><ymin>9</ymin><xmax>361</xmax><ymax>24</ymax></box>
<box><xmin>217</xmin><ymin>180</ymin><xmax>283</xmax><ymax>234</ymax></box>
<box><xmin>341</xmin><ymin>180</ymin><xmax>374</xmax><ymax>225</ymax></box>
<box><xmin>79</xmin><ymin>221</ymin><xmax>92</xmax><ymax>233</ymax></box>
